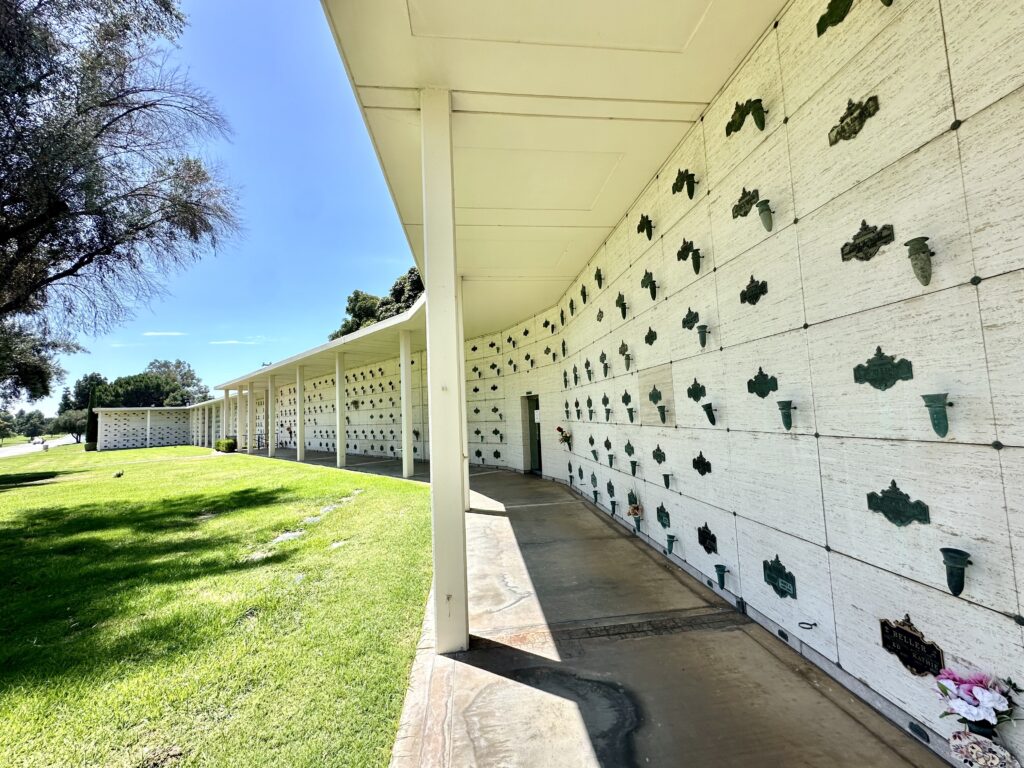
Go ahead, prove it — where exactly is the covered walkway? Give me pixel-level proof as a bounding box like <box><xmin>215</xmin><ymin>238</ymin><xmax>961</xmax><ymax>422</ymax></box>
<box><xmin>247</xmin><ymin>447</ymin><xmax>942</xmax><ymax>766</ymax></box>
<box><xmin>388</xmin><ymin>469</ymin><xmax>944</xmax><ymax>767</ymax></box>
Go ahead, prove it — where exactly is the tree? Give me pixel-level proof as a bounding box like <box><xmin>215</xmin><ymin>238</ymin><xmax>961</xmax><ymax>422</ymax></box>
<box><xmin>0</xmin><ymin>410</ymin><xmax>14</xmax><ymax>445</ymax></box>
<box><xmin>0</xmin><ymin>0</ymin><xmax>238</xmax><ymax>400</ymax></box>
<box><xmin>328</xmin><ymin>290</ymin><xmax>381</xmax><ymax>340</ymax></box>
<box><xmin>144</xmin><ymin>359</ymin><xmax>209</xmax><ymax>404</ymax></box>
<box><xmin>106</xmin><ymin>372</ymin><xmax>181</xmax><ymax>407</ymax></box>
<box><xmin>70</xmin><ymin>372</ymin><xmax>111</xmax><ymax>409</ymax></box>
<box><xmin>0</xmin><ymin>320</ymin><xmax>78</xmax><ymax>406</ymax></box>
<box><xmin>51</xmin><ymin>408</ymin><xmax>88</xmax><ymax>442</ymax></box>
<box><xmin>327</xmin><ymin>268</ymin><xmax>423</xmax><ymax>340</ymax></box>
<box><xmin>18</xmin><ymin>409</ymin><xmax>47</xmax><ymax>438</ymax></box>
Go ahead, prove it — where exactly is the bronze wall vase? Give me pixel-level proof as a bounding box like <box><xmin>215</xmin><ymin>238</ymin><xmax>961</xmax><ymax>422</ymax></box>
<box><xmin>725</xmin><ymin>98</ymin><xmax>767</xmax><ymax>137</ymax></box>
<box><xmin>841</xmin><ymin>220</ymin><xmax>895</xmax><ymax>262</ymax></box>
<box><xmin>677</xmin><ymin>239</ymin><xmax>702</xmax><ymax>274</ymax></box>
<box><xmin>616</xmin><ymin>293</ymin><xmax>628</xmax><ymax>319</ymax></box>
<box><xmin>641</xmin><ymin>270</ymin><xmax>657</xmax><ymax>300</ymax></box>
<box><xmin>672</xmin><ymin>168</ymin><xmax>699</xmax><ymax>198</ymax></box>
<box><xmin>828</xmin><ymin>96</ymin><xmax>880</xmax><ymax>146</ymax></box>
<box><xmin>637</xmin><ymin>213</ymin><xmax>654</xmax><ymax>240</ymax></box>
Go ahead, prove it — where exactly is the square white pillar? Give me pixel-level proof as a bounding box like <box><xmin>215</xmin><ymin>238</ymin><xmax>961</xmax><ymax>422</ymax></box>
<box><xmin>268</xmin><ymin>377</ymin><xmax>277</xmax><ymax>457</ymax></box>
<box><xmin>295</xmin><ymin>366</ymin><xmax>305</xmax><ymax>462</ymax></box>
<box><xmin>421</xmin><ymin>87</ymin><xmax>469</xmax><ymax>654</ymax></box>
<box><xmin>247</xmin><ymin>380</ymin><xmax>256</xmax><ymax>454</ymax></box>
<box><xmin>335</xmin><ymin>352</ymin><xmax>346</xmax><ymax>468</ymax></box>
<box><xmin>146</xmin><ymin>410</ymin><xmax>151</xmax><ymax>448</ymax></box>
<box><xmin>236</xmin><ymin>389</ymin><xmax>244</xmax><ymax>448</ymax></box>
<box><xmin>399</xmin><ymin>330</ymin><xmax>415</xmax><ymax>478</ymax></box>
<box><xmin>221</xmin><ymin>390</ymin><xmax>229</xmax><ymax>440</ymax></box>
<box><xmin>455</xmin><ymin>277</ymin><xmax>470</xmax><ymax>509</ymax></box>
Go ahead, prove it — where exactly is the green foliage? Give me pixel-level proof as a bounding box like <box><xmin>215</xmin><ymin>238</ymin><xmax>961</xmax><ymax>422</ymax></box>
<box><xmin>16</xmin><ymin>409</ymin><xmax>47</xmax><ymax>438</ymax></box>
<box><xmin>68</xmin><ymin>360</ymin><xmax>209</xmax><ymax>409</ymax></box>
<box><xmin>0</xmin><ymin>321</ymin><xmax>79</xmax><ymax>406</ymax></box>
<box><xmin>214</xmin><ymin>437</ymin><xmax>236</xmax><ymax>453</ymax></box>
<box><xmin>50</xmin><ymin>409</ymin><xmax>88</xmax><ymax>443</ymax></box>
<box><xmin>0</xmin><ymin>410</ymin><xmax>15</xmax><ymax>445</ymax></box>
<box><xmin>144</xmin><ymin>359</ymin><xmax>210</xmax><ymax>404</ymax></box>
<box><xmin>0</xmin><ymin>0</ymin><xmax>238</xmax><ymax>335</ymax></box>
<box><xmin>328</xmin><ymin>267</ymin><xmax>423</xmax><ymax>340</ymax></box>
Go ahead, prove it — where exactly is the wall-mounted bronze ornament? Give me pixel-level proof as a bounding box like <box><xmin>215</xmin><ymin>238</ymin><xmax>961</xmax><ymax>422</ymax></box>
<box><xmin>616</xmin><ymin>292</ymin><xmax>627</xmax><ymax>319</ymax></box>
<box><xmin>657</xmin><ymin>504</ymin><xmax>671</xmax><ymax>528</ymax></box>
<box><xmin>682</xmin><ymin>308</ymin><xmax>700</xmax><ymax>330</ymax></box>
<box><xmin>619</xmin><ymin>341</ymin><xmax>631</xmax><ymax>371</ymax></box>
<box><xmin>622</xmin><ymin>390</ymin><xmax>635</xmax><ymax>422</ymax></box>
<box><xmin>698</xmin><ymin>523</ymin><xmax>718</xmax><ymax>554</ymax></box>
<box><xmin>653</xmin><ymin>445</ymin><xmax>666</xmax><ymax>464</ymax></box>
<box><xmin>905</xmin><ymin>237</ymin><xmax>934</xmax><ymax>286</ymax></box>
<box><xmin>817</xmin><ymin>0</ymin><xmax>894</xmax><ymax>37</ymax></box>
<box><xmin>732</xmin><ymin>187</ymin><xmax>760</xmax><ymax>218</ymax></box>
<box><xmin>637</xmin><ymin>213</ymin><xmax>654</xmax><ymax>240</ymax></box>
<box><xmin>777</xmin><ymin>400</ymin><xmax>796</xmax><ymax>430</ymax></box>
<box><xmin>841</xmin><ymin>220</ymin><xmax>895</xmax><ymax>262</ymax></box>
<box><xmin>662</xmin><ymin>473</ymin><xmax>672</xmax><ymax>489</ymax></box>
<box><xmin>747</xmin><ymin>367</ymin><xmax>779</xmax><ymax>398</ymax></box>
<box><xmin>585</xmin><ymin>359</ymin><xmax>593</xmax><ymax>381</ymax></box>
<box><xmin>940</xmin><ymin>548</ymin><xmax>972</xmax><ymax>597</ymax></box>
<box><xmin>763</xmin><ymin>555</ymin><xmax>796</xmax><ymax>599</ymax></box>
<box><xmin>922</xmin><ymin>393</ymin><xmax>952</xmax><ymax>437</ymax></box>
<box><xmin>672</xmin><ymin>168</ymin><xmax>699</xmax><ymax>198</ymax></box>
<box><xmin>581</xmin><ymin>285</ymin><xmax>588</xmax><ymax>304</ymax></box>
<box><xmin>645</xmin><ymin>327</ymin><xmax>657</xmax><ymax>346</ymax></box>
<box><xmin>740</xmin><ymin>275</ymin><xmax>768</xmax><ymax>305</ymax></box>
<box><xmin>829</xmin><ymin>96</ymin><xmax>880</xmax><ymax>146</ymax></box>
<box><xmin>572</xmin><ymin>365</ymin><xmax>580</xmax><ymax>386</ymax></box>
<box><xmin>867</xmin><ymin>480</ymin><xmax>930</xmax><ymax>527</ymax></box>
<box><xmin>697</xmin><ymin>324</ymin><xmax>709</xmax><ymax>348</ymax></box>
<box><xmin>853</xmin><ymin>346</ymin><xmax>914</xmax><ymax>391</ymax></box>
<box><xmin>756</xmin><ymin>199</ymin><xmax>774</xmax><ymax>232</ymax></box>
<box><xmin>562</xmin><ymin>339</ymin><xmax>567</xmax><ymax>357</ymax></box>
<box><xmin>595</xmin><ymin>267</ymin><xmax>603</xmax><ymax>288</ymax></box>
<box><xmin>569</xmin><ymin>298</ymin><xmax>576</xmax><ymax>316</ymax></box>
<box><xmin>702</xmin><ymin>403</ymin><xmax>717</xmax><ymax>425</ymax></box>
<box><xmin>692</xmin><ymin>451</ymin><xmax>712</xmax><ymax>476</ymax></box>
<box><xmin>880</xmin><ymin>614</ymin><xmax>944</xmax><ymax>676</ymax></box>
<box><xmin>597</xmin><ymin>309</ymin><xmax>604</xmax><ymax>322</ymax></box>
<box><xmin>687</xmin><ymin>378</ymin><xmax>706</xmax><ymax>402</ymax></box>
<box><xmin>641</xmin><ymin>270</ymin><xmax>658</xmax><ymax>300</ymax></box>
<box><xmin>677</xmin><ymin>239</ymin><xmax>702</xmax><ymax>275</ymax></box>
<box><xmin>725</xmin><ymin>98</ymin><xmax>767</xmax><ymax>137</ymax></box>
<box><xmin>560</xmin><ymin>308</ymin><xmax>565</xmax><ymax>326</ymax></box>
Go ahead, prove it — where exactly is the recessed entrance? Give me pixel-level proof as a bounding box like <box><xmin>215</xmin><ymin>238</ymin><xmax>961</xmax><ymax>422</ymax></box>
<box><xmin>524</xmin><ymin>395</ymin><xmax>542</xmax><ymax>475</ymax></box>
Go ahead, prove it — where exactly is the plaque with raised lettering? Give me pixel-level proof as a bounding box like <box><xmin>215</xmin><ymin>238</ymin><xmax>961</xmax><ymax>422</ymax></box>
<box><xmin>880</xmin><ymin>614</ymin><xmax>944</xmax><ymax>676</ymax></box>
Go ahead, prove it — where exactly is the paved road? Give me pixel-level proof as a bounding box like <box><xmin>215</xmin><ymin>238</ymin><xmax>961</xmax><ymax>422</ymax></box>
<box><xmin>0</xmin><ymin>434</ymin><xmax>75</xmax><ymax>461</ymax></box>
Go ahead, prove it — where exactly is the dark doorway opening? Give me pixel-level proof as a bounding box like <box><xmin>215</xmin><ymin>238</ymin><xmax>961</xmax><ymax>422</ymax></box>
<box><xmin>525</xmin><ymin>395</ymin><xmax>542</xmax><ymax>475</ymax></box>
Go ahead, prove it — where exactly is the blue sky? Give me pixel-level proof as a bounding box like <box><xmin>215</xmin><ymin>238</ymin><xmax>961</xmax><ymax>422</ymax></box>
<box><xmin>27</xmin><ymin>0</ymin><xmax>412</xmax><ymax>415</ymax></box>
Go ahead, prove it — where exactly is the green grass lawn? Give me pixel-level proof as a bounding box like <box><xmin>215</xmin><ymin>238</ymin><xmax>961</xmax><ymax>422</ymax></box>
<box><xmin>0</xmin><ymin>445</ymin><xmax>433</xmax><ymax>768</ymax></box>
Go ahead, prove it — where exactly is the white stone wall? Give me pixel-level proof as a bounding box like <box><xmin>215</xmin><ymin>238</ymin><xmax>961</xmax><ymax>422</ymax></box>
<box><xmin>98</xmin><ymin>409</ymin><xmax>189</xmax><ymax>450</ymax></box>
<box><xmin>450</xmin><ymin>0</ymin><xmax>1024</xmax><ymax>752</ymax></box>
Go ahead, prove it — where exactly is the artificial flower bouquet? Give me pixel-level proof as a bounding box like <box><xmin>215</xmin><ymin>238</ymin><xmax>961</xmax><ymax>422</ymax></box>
<box><xmin>936</xmin><ymin>667</ymin><xmax>1021</xmax><ymax>735</ymax></box>
<box><xmin>555</xmin><ymin>426</ymin><xmax>572</xmax><ymax>448</ymax></box>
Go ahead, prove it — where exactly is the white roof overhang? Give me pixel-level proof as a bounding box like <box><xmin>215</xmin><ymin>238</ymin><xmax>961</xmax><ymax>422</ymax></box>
<box><xmin>321</xmin><ymin>0</ymin><xmax>787</xmax><ymax>336</ymax></box>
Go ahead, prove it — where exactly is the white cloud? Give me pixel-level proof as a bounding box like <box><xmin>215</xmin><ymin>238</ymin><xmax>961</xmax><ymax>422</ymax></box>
<box><xmin>142</xmin><ymin>331</ymin><xmax>186</xmax><ymax>337</ymax></box>
<box><xmin>210</xmin><ymin>338</ymin><xmax>260</xmax><ymax>346</ymax></box>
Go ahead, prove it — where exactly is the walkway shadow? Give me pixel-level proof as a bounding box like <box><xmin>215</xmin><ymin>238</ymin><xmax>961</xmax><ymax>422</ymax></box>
<box><xmin>0</xmin><ymin>486</ymin><xmax>291</xmax><ymax>690</ymax></box>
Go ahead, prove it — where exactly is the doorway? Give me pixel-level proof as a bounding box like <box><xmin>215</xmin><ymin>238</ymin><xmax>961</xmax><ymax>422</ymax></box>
<box><xmin>525</xmin><ymin>395</ymin><xmax>542</xmax><ymax>475</ymax></box>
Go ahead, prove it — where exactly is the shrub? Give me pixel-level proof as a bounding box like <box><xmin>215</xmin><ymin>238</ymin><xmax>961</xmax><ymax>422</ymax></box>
<box><xmin>215</xmin><ymin>438</ymin><xmax>237</xmax><ymax>453</ymax></box>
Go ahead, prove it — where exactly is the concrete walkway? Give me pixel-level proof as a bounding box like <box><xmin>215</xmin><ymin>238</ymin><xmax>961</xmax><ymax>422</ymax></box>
<box><xmin>388</xmin><ymin>470</ymin><xmax>943</xmax><ymax>768</ymax></box>
<box><xmin>0</xmin><ymin>434</ymin><xmax>75</xmax><ymax>460</ymax></box>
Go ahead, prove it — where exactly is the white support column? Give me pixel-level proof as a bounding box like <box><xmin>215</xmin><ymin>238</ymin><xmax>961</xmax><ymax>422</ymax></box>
<box><xmin>421</xmin><ymin>87</ymin><xmax>469</xmax><ymax>654</ymax></box>
<box><xmin>335</xmin><ymin>352</ymin><xmax>346</xmax><ymax>468</ymax></box>
<box><xmin>295</xmin><ymin>366</ymin><xmax>305</xmax><ymax>462</ymax></box>
<box><xmin>146</xmin><ymin>410</ymin><xmax>151</xmax><ymax>448</ymax></box>
<box><xmin>221</xmin><ymin>390</ymin><xmax>229</xmax><ymax>439</ymax></box>
<box><xmin>399</xmin><ymin>330</ymin><xmax>414</xmax><ymax>478</ymax></box>
<box><xmin>247</xmin><ymin>380</ymin><xmax>256</xmax><ymax>455</ymax></box>
<box><xmin>268</xmin><ymin>377</ymin><xmax>277</xmax><ymax>457</ymax></box>
<box><xmin>456</xmin><ymin>277</ymin><xmax>470</xmax><ymax>509</ymax></box>
<box><xmin>236</xmin><ymin>389</ymin><xmax>244</xmax><ymax>448</ymax></box>
<box><xmin>201</xmin><ymin>408</ymin><xmax>206</xmax><ymax>447</ymax></box>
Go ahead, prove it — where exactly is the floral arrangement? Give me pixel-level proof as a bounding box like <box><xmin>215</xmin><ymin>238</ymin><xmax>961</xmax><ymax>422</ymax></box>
<box><xmin>627</xmin><ymin>490</ymin><xmax>643</xmax><ymax>518</ymax></box>
<box><xmin>936</xmin><ymin>667</ymin><xmax>1021</xmax><ymax>733</ymax></box>
<box><xmin>555</xmin><ymin>426</ymin><xmax>572</xmax><ymax>448</ymax></box>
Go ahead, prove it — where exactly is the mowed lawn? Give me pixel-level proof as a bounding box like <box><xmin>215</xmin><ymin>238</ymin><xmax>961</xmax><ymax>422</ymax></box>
<box><xmin>0</xmin><ymin>445</ymin><xmax>433</xmax><ymax>767</ymax></box>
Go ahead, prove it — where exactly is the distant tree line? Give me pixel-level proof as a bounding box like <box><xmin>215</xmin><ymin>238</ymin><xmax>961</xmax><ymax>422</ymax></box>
<box><xmin>328</xmin><ymin>268</ymin><xmax>423</xmax><ymax>340</ymax></box>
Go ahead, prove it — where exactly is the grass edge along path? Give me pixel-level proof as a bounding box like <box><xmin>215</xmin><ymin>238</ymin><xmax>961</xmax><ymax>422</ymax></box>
<box><xmin>0</xmin><ymin>445</ymin><xmax>433</xmax><ymax>768</ymax></box>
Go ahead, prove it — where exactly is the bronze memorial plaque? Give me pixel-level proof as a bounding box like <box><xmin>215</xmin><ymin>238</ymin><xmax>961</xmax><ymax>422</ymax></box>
<box><xmin>880</xmin><ymin>614</ymin><xmax>944</xmax><ymax>676</ymax></box>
